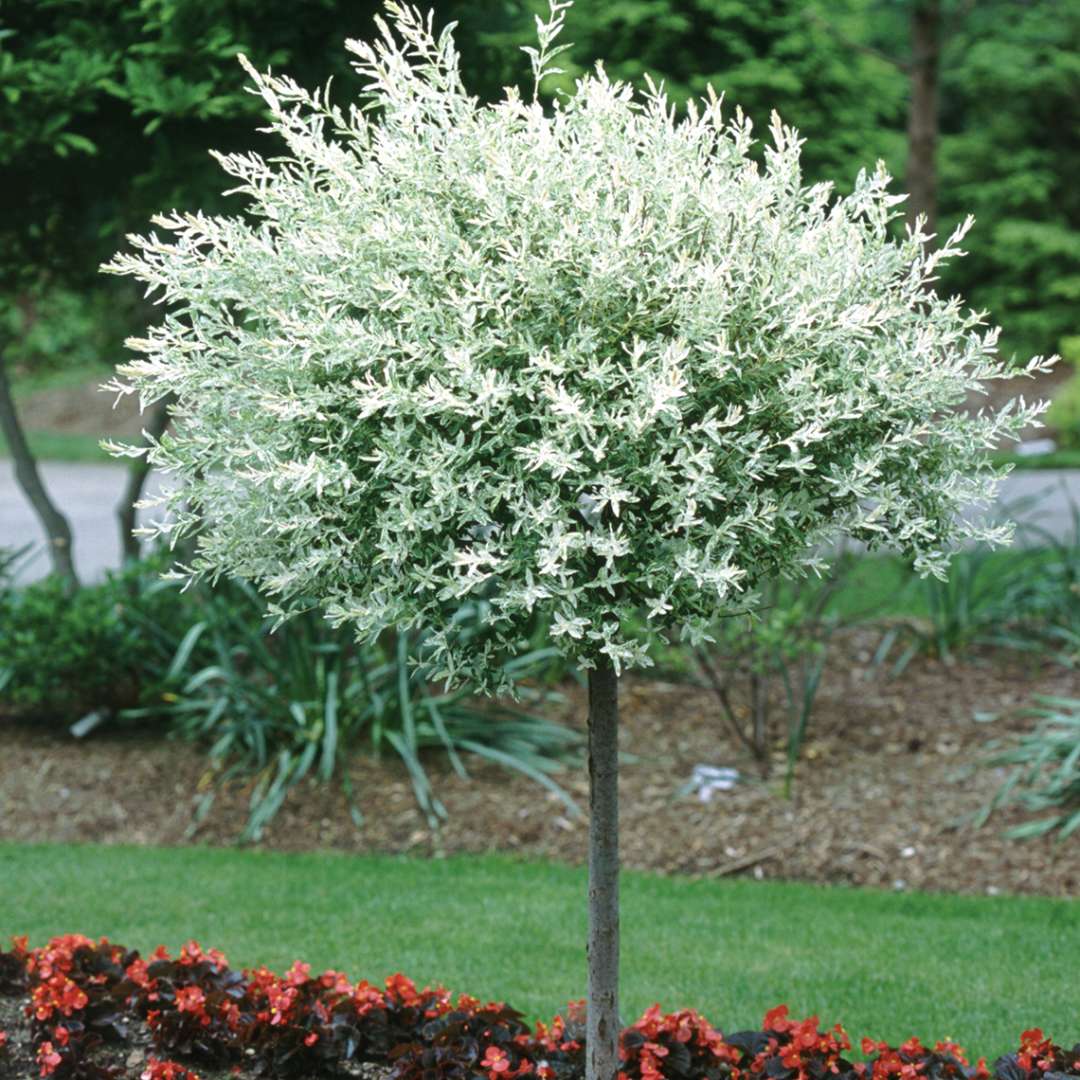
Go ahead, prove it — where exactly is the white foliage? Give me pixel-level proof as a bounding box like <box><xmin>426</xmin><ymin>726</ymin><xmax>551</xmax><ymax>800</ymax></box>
<box><xmin>103</xmin><ymin>1</ymin><xmax>1053</xmax><ymax>693</ymax></box>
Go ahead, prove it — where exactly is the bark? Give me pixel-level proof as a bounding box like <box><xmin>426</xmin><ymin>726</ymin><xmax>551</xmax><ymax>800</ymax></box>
<box><xmin>0</xmin><ymin>344</ymin><xmax>78</xmax><ymax>586</ymax></box>
<box><xmin>117</xmin><ymin>394</ymin><xmax>173</xmax><ymax>562</ymax></box>
<box><xmin>586</xmin><ymin>653</ymin><xmax>620</xmax><ymax>1080</ymax></box>
<box><xmin>905</xmin><ymin>0</ymin><xmax>941</xmax><ymax>239</ymax></box>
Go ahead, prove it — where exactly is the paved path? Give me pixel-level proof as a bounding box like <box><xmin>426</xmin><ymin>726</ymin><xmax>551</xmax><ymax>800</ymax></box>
<box><xmin>0</xmin><ymin>461</ymin><xmax>167</xmax><ymax>583</ymax></box>
<box><xmin>3</xmin><ymin>461</ymin><xmax>1080</xmax><ymax>583</ymax></box>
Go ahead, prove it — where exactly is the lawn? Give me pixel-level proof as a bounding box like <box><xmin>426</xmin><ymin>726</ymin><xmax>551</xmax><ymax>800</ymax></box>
<box><xmin>0</xmin><ymin>427</ymin><xmax>111</xmax><ymax>463</ymax></box>
<box><xmin>0</xmin><ymin>844</ymin><xmax>1076</xmax><ymax>1059</ymax></box>
<box><xmin>0</xmin><ymin>361</ymin><xmax>118</xmax><ymax>463</ymax></box>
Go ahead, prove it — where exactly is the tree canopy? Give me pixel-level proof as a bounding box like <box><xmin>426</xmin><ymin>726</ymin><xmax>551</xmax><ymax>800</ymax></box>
<box><xmin>104</xmin><ymin>3</ymin><xmax>1048</xmax><ymax>690</ymax></box>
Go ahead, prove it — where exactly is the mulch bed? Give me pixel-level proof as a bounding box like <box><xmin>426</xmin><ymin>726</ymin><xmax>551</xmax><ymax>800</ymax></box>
<box><xmin>1</xmin><ymin>628</ymin><xmax>1077</xmax><ymax>897</ymax></box>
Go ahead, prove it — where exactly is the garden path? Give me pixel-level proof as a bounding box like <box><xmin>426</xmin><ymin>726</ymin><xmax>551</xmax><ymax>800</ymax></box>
<box><xmin>2</xmin><ymin>461</ymin><xmax>1080</xmax><ymax>582</ymax></box>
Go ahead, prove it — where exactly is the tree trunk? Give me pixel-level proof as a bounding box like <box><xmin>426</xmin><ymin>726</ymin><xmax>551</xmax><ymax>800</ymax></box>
<box><xmin>0</xmin><ymin>345</ymin><xmax>78</xmax><ymax>586</ymax></box>
<box><xmin>905</xmin><ymin>0</ymin><xmax>941</xmax><ymax>239</ymax></box>
<box><xmin>587</xmin><ymin>653</ymin><xmax>620</xmax><ymax>1080</ymax></box>
<box><xmin>117</xmin><ymin>394</ymin><xmax>173</xmax><ymax>562</ymax></box>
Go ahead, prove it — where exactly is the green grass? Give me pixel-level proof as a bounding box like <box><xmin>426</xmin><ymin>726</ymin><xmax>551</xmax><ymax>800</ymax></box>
<box><xmin>0</xmin><ymin>845</ymin><xmax>1076</xmax><ymax>1057</ymax></box>
<box><xmin>0</xmin><ymin>427</ymin><xmax>111</xmax><ymax>462</ymax></box>
<box><xmin>992</xmin><ymin>449</ymin><xmax>1080</xmax><ymax>470</ymax></box>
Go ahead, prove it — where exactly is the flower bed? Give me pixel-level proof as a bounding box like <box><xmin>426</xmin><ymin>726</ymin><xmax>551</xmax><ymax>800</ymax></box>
<box><xmin>0</xmin><ymin>935</ymin><xmax>1077</xmax><ymax>1080</ymax></box>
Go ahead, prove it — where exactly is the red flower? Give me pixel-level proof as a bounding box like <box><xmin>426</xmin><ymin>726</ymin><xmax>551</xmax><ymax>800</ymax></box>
<box><xmin>304</xmin><ymin>1032</ymin><xmax>319</xmax><ymax>1047</ymax></box>
<box><xmin>933</xmin><ymin>1041</ymin><xmax>968</xmax><ymax>1065</ymax></box>
<box><xmin>31</xmin><ymin>973</ymin><xmax>89</xmax><ymax>1021</ymax></box>
<box><xmin>386</xmin><ymin>973</ymin><xmax>422</xmax><ymax>1007</ymax></box>
<box><xmin>483</xmin><ymin>1046</ymin><xmax>512</xmax><ymax>1077</ymax></box>
<box><xmin>141</xmin><ymin>1056</ymin><xmax>202</xmax><ymax>1080</ymax></box>
<box><xmin>36</xmin><ymin>1041</ymin><xmax>63</xmax><ymax>1078</ymax></box>
<box><xmin>178</xmin><ymin>941</ymin><xmax>228</xmax><ymax>970</ymax></box>
<box><xmin>266</xmin><ymin>982</ymin><xmax>298</xmax><ymax>1026</ymax></box>
<box><xmin>175</xmin><ymin>986</ymin><xmax>207</xmax><ymax>1015</ymax></box>
<box><xmin>285</xmin><ymin>961</ymin><xmax>311</xmax><ymax>987</ymax></box>
<box><xmin>1017</xmin><ymin>1030</ymin><xmax>1052</xmax><ymax>1073</ymax></box>
<box><xmin>764</xmin><ymin>1006</ymin><xmax>792</xmax><ymax>1033</ymax></box>
<box><xmin>126</xmin><ymin>958</ymin><xmax>153</xmax><ymax>989</ymax></box>
<box><xmin>0</xmin><ymin>1030</ymin><xmax>8</xmax><ymax>1052</ymax></box>
<box><xmin>221</xmin><ymin>1002</ymin><xmax>242</xmax><ymax>1032</ymax></box>
<box><xmin>318</xmin><ymin>969</ymin><xmax>353</xmax><ymax>996</ymax></box>
<box><xmin>900</xmin><ymin>1038</ymin><xmax>927</xmax><ymax>1059</ymax></box>
<box><xmin>352</xmin><ymin>979</ymin><xmax>385</xmax><ymax>1017</ymax></box>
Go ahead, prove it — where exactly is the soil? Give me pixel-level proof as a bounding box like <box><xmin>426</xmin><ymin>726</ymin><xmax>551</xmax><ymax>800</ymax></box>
<box><xmin>1</xmin><ymin>629</ymin><xmax>1077</xmax><ymax>898</ymax></box>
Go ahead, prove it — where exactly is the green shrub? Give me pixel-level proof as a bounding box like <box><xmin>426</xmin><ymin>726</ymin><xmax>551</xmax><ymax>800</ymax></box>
<box><xmin>872</xmin><ymin>496</ymin><xmax>1080</xmax><ymax>670</ymax></box>
<box><xmin>0</xmin><ymin>554</ymin><xmax>579</xmax><ymax>837</ymax></box>
<box><xmin>693</xmin><ymin>563</ymin><xmax>852</xmax><ymax>795</ymax></box>
<box><xmin>142</xmin><ymin>579</ymin><xmax>580</xmax><ymax>840</ymax></box>
<box><xmin>0</xmin><ymin>553</ymin><xmax>193</xmax><ymax>723</ymax></box>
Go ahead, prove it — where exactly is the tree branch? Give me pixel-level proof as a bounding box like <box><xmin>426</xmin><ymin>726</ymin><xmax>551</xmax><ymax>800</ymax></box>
<box><xmin>802</xmin><ymin>8</ymin><xmax>910</xmax><ymax>73</ymax></box>
<box><xmin>0</xmin><ymin>342</ymin><xmax>78</xmax><ymax>587</ymax></box>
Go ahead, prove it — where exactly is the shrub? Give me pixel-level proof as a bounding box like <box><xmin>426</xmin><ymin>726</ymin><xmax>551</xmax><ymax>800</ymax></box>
<box><xmin>0</xmin><ymin>553</ymin><xmax>195</xmax><ymax>723</ymax></box>
<box><xmin>978</xmin><ymin>696</ymin><xmax>1080</xmax><ymax>839</ymax></box>
<box><xmin>0</xmin><ymin>554</ymin><xmax>579</xmax><ymax>837</ymax></box>
<box><xmin>871</xmin><ymin>501</ymin><xmax>1080</xmax><ymax>671</ymax></box>
<box><xmin>142</xmin><ymin>581</ymin><xmax>580</xmax><ymax>840</ymax></box>
<box><xmin>693</xmin><ymin>566</ymin><xmax>849</xmax><ymax>792</ymax></box>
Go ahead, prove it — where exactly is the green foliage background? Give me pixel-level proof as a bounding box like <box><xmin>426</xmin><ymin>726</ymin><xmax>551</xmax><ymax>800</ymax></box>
<box><xmin>1</xmin><ymin>0</ymin><xmax>1075</xmax><ymax>368</ymax></box>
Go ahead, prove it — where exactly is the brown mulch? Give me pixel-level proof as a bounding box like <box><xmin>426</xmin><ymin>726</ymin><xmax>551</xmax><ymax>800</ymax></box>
<box><xmin>1</xmin><ymin>630</ymin><xmax>1077</xmax><ymax>897</ymax></box>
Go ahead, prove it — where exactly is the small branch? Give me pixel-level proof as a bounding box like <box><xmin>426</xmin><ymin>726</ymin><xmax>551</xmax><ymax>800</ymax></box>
<box><xmin>803</xmin><ymin>8</ymin><xmax>909</xmax><ymax>73</ymax></box>
<box><xmin>709</xmin><ymin>845</ymin><xmax>785</xmax><ymax>878</ymax></box>
<box><xmin>695</xmin><ymin>648</ymin><xmax>761</xmax><ymax>760</ymax></box>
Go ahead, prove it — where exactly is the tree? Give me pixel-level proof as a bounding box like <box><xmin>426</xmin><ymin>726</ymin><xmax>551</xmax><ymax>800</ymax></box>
<box><xmin>103</xmin><ymin>4</ymin><xmax>1050</xmax><ymax>1079</ymax></box>
<box><xmin>0</xmin><ymin>0</ymin><xmax>529</xmax><ymax>576</ymax></box>
<box><xmin>937</xmin><ymin>0</ymin><xmax>1080</xmax><ymax>360</ymax></box>
<box><xmin>809</xmin><ymin>0</ymin><xmax>1079</xmax><ymax>359</ymax></box>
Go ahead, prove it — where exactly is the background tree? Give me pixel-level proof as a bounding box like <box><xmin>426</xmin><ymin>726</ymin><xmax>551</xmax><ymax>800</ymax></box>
<box><xmin>103</xmin><ymin>5</ymin><xmax>1049</xmax><ymax>1079</ymax></box>
<box><xmin>937</xmin><ymin>0</ymin><xmax>1080</xmax><ymax>361</ymax></box>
